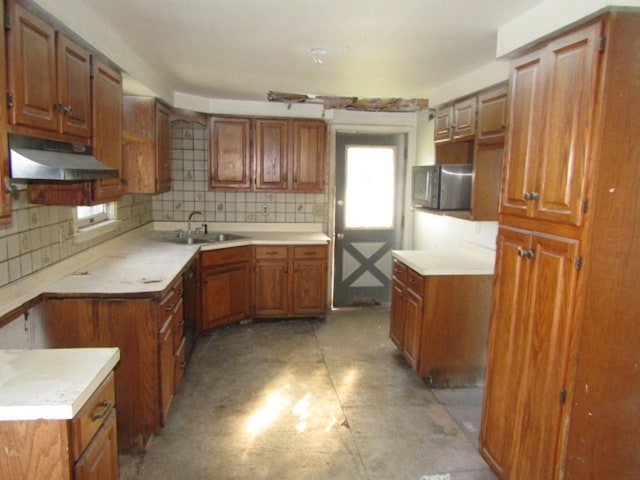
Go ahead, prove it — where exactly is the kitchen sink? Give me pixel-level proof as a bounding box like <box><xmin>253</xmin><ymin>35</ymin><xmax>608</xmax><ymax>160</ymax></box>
<box><xmin>157</xmin><ymin>232</ymin><xmax>247</xmax><ymax>245</ymax></box>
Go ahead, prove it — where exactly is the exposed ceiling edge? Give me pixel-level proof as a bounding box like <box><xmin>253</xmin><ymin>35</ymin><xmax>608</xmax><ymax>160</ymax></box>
<box><xmin>266</xmin><ymin>92</ymin><xmax>430</xmax><ymax>113</ymax></box>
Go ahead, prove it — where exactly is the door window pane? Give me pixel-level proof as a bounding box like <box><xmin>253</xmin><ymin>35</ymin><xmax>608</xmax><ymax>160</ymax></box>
<box><xmin>345</xmin><ymin>146</ymin><xmax>395</xmax><ymax>229</ymax></box>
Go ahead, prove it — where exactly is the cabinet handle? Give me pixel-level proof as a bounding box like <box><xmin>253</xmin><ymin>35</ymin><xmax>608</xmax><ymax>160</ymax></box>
<box><xmin>91</xmin><ymin>401</ymin><xmax>111</xmax><ymax>421</ymax></box>
<box><xmin>166</xmin><ymin>303</ymin><xmax>174</xmax><ymax>311</ymax></box>
<box><xmin>523</xmin><ymin>191</ymin><xmax>540</xmax><ymax>201</ymax></box>
<box><xmin>517</xmin><ymin>247</ymin><xmax>535</xmax><ymax>259</ymax></box>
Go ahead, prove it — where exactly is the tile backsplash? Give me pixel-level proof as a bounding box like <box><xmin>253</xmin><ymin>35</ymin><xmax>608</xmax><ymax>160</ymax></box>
<box><xmin>152</xmin><ymin>120</ymin><xmax>329</xmax><ymax>224</ymax></box>
<box><xmin>0</xmin><ymin>190</ymin><xmax>152</xmax><ymax>288</ymax></box>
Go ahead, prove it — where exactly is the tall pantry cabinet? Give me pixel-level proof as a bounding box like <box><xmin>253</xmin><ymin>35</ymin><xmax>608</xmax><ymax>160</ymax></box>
<box><xmin>480</xmin><ymin>11</ymin><xmax>640</xmax><ymax>480</ymax></box>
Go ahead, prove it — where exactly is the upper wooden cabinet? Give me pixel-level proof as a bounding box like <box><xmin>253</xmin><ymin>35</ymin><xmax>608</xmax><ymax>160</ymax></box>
<box><xmin>434</xmin><ymin>96</ymin><xmax>477</xmax><ymax>143</ymax></box>
<box><xmin>477</xmin><ymin>86</ymin><xmax>508</xmax><ymax>145</ymax></box>
<box><xmin>254</xmin><ymin>118</ymin><xmax>289</xmax><ymax>190</ymax></box>
<box><xmin>209</xmin><ymin>116</ymin><xmax>326</xmax><ymax>192</ymax></box>
<box><xmin>92</xmin><ymin>59</ymin><xmax>123</xmax><ymax>203</ymax></box>
<box><xmin>122</xmin><ymin>96</ymin><xmax>172</xmax><ymax>194</ymax></box>
<box><xmin>6</xmin><ymin>0</ymin><xmax>91</xmax><ymax>141</ymax></box>
<box><xmin>0</xmin><ymin>1</ymin><xmax>11</xmax><ymax>225</ymax></box>
<box><xmin>500</xmin><ymin>25</ymin><xmax>599</xmax><ymax>228</ymax></box>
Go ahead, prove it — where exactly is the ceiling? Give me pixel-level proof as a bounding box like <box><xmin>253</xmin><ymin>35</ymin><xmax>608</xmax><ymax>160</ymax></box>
<box><xmin>76</xmin><ymin>0</ymin><xmax>544</xmax><ymax>102</ymax></box>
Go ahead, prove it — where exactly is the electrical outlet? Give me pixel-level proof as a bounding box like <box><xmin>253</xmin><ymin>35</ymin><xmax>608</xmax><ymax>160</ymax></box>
<box><xmin>262</xmin><ymin>205</ymin><xmax>268</xmax><ymax>214</ymax></box>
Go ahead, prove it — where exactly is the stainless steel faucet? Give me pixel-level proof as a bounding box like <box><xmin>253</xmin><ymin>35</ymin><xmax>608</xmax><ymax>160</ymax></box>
<box><xmin>187</xmin><ymin>211</ymin><xmax>203</xmax><ymax>236</ymax></box>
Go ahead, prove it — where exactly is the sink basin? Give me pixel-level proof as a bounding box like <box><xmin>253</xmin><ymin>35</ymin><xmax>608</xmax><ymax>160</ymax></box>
<box><xmin>157</xmin><ymin>232</ymin><xmax>246</xmax><ymax>245</ymax></box>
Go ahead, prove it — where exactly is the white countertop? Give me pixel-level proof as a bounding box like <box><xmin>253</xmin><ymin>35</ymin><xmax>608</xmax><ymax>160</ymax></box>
<box><xmin>44</xmin><ymin>229</ymin><xmax>329</xmax><ymax>297</ymax></box>
<box><xmin>0</xmin><ymin>348</ymin><xmax>120</xmax><ymax>421</ymax></box>
<box><xmin>392</xmin><ymin>244</ymin><xmax>495</xmax><ymax>276</ymax></box>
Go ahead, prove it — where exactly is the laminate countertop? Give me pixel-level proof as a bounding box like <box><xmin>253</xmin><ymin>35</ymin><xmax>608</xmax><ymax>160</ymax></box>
<box><xmin>392</xmin><ymin>244</ymin><xmax>495</xmax><ymax>276</ymax></box>
<box><xmin>0</xmin><ymin>347</ymin><xmax>120</xmax><ymax>421</ymax></box>
<box><xmin>43</xmin><ymin>230</ymin><xmax>329</xmax><ymax>298</ymax></box>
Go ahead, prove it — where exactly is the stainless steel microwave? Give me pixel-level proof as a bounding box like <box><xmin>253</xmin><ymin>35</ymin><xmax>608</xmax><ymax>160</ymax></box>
<box><xmin>411</xmin><ymin>164</ymin><xmax>473</xmax><ymax>210</ymax></box>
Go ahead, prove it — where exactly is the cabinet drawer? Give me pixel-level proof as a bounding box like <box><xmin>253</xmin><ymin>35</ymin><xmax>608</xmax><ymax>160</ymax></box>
<box><xmin>71</xmin><ymin>371</ymin><xmax>116</xmax><ymax>461</ymax></box>
<box><xmin>392</xmin><ymin>259</ymin><xmax>408</xmax><ymax>283</ymax></box>
<box><xmin>201</xmin><ymin>246</ymin><xmax>251</xmax><ymax>267</ymax></box>
<box><xmin>407</xmin><ymin>269</ymin><xmax>425</xmax><ymax>294</ymax></box>
<box><xmin>159</xmin><ymin>277</ymin><xmax>183</xmax><ymax>319</ymax></box>
<box><xmin>293</xmin><ymin>245</ymin><xmax>327</xmax><ymax>260</ymax></box>
<box><xmin>254</xmin><ymin>245</ymin><xmax>288</xmax><ymax>260</ymax></box>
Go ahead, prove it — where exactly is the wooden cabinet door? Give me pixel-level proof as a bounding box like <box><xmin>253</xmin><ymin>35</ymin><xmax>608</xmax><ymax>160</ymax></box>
<box><xmin>255</xmin><ymin>118</ymin><xmax>288</xmax><ymax>190</ymax></box>
<box><xmin>253</xmin><ymin>258</ymin><xmax>289</xmax><ymax>316</ymax></box>
<box><xmin>434</xmin><ymin>106</ymin><xmax>453</xmax><ymax>143</ymax></box>
<box><xmin>389</xmin><ymin>276</ymin><xmax>406</xmax><ymax>349</ymax></box>
<box><xmin>501</xmin><ymin>22</ymin><xmax>601</xmax><ymax>227</ymax></box>
<box><xmin>477</xmin><ymin>86</ymin><xmax>508</xmax><ymax>145</ymax></box>
<box><xmin>480</xmin><ymin>227</ymin><xmax>533</xmax><ymax>476</ymax></box>
<box><xmin>0</xmin><ymin>0</ymin><xmax>9</xmax><ymax>225</ymax></box>
<box><xmin>209</xmin><ymin>117</ymin><xmax>251</xmax><ymax>189</ymax></box>
<box><xmin>56</xmin><ymin>33</ymin><xmax>91</xmax><ymax>138</ymax></box>
<box><xmin>291</xmin><ymin>120</ymin><xmax>326</xmax><ymax>192</ymax></box>
<box><xmin>155</xmin><ymin>102</ymin><xmax>172</xmax><ymax>193</ymax></box>
<box><xmin>92</xmin><ymin>59</ymin><xmax>123</xmax><ymax>203</ymax></box>
<box><xmin>201</xmin><ymin>262</ymin><xmax>251</xmax><ymax>330</ymax></box>
<box><xmin>158</xmin><ymin>317</ymin><xmax>174</xmax><ymax>426</ymax></box>
<box><xmin>508</xmin><ymin>233</ymin><xmax>580</xmax><ymax>480</ymax></box>
<box><xmin>535</xmin><ymin>22</ymin><xmax>601</xmax><ymax>227</ymax></box>
<box><xmin>74</xmin><ymin>410</ymin><xmax>119</xmax><ymax>480</ymax></box>
<box><xmin>8</xmin><ymin>1</ymin><xmax>57</xmax><ymax>132</ymax></box>
<box><xmin>500</xmin><ymin>48</ymin><xmax>545</xmax><ymax>220</ymax></box>
<box><xmin>291</xmin><ymin>258</ymin><xmax>326</xmax><ymax>315</ymax></box>
<box><xmin>452</xmin><ymin>97</ymin><xmax>476</xmax><ymax>140</ymax></box>
<box><xmin>403</xmin><ymin>287</ymin><xmax>422</xmax><ymax>371</ymax></box>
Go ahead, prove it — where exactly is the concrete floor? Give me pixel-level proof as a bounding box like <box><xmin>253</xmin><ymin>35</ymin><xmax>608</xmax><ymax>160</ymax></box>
<box><xmin>120</xmin><ymin>308</ymin><xmax>497</xmax><ymax>480</ymax></box>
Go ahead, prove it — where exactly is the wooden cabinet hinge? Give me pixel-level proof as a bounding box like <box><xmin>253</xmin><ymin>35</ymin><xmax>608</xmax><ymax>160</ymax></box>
<box><xmin>6</xmin><ymin>91</ymin><xmax>13</xmax><ymax>109</ymax></box>
<box><xmin>4</xmin><ymin>7</ymin><xmax>10</xmax><ymax>30</ymax></box>
<box><xmin>575</xmin><ymin>256</ymin><xmax>583</xmax><ymax>270</ymax></box>
<box><xmin>581</xmin><ymin>197</ymin><xmax>588</xmax><ymax>213</ymax></box>
<box><xmin>560</xmin><ymin>388</ymin><xmax>567</xmax><ymax>404</ymax></box>
<box><xmin>598</xmin><ymin>35</ymin><xmax>606</xmax><ymax>53</ymax></box>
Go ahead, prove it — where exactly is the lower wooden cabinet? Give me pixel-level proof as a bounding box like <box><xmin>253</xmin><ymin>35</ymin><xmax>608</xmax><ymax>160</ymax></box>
<box><xmin>0</xmin><ymin>372</ymin><xmax>119</xmax><ymax>480</ymax></box>
<box><xmin>389</xmin><ymin>257</ymin><xmax>493</xmax><ymax>386</ymax></box>
<box><xmin>42</xmin><ymin>276</ymin><xmax>186</xmax><ymax>451</ymax></box>
<box><xmin>200</xmin><ymin>246</ymin><xmax>252</xmax><ymax>331</ymax></box>
<box><xmin>253</xmin><ymin>244</ymin><xmax>328</xmax><ymax>318</ymax></box>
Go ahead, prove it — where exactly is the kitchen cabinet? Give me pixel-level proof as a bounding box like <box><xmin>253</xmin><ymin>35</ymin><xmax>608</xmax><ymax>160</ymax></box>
<box><xmin>7</xmin><ymin>0</ymin><xmax>91</xmax><ymax>141</ymax></box>
<box><xmin>253</xmin><ymin>245</ymin><xmax>289</xmax><ymax>316</ymax></box>
<box><xmin>253</xmin><ymin>244</ymin><xmax>328</xmax><ymax>318</ymax></box>
<box><xmin>200</xmin><ymin>246</ymin><xmax>252</xmax><ymax>331</ymax></box>
<box><xmin>209</xmin><ymin>117</ymin><xmax>252</xmax><ymax>189</ymax></box>
<box><xmin>389</xmin><ymin>259</ymin><xmax>407</xmax><ymax>349</ymax></box>
<box><xmin>122</xmin><ymin>96</ymin><xmax>172</xmax><ymax>194</ymax></box>
<box><xmin>42</xmin><ymin>276</ymin><xmax>186</xmax><ymax>450</ymax></box>
<box><xmin>499</xmin><ymin>26</ymin><xmax>596</xmax><ymax>228</ymax></box>
<box><xmin>470</xmin><ymin>146</ymin><xmax>503</xmax><ymax>221</ymax></box>
<box><xmin>254</xmin><ymin>118</ymin><xmax>289</xmax><ymax>190</ymax></box>
<box><xmin>209</xmin><ymin>116</ymin><xmax>326</xmax><ymax>192</ymax></box>
<box><xmin>476</xmin><ymin>85</ymin><xmax>508</xmax><ymax>145</ymax></box>
<box><xmin>290</xmin><ymin>120</ymin><xmax>326</xmax><ymax>192</ymax></box>
<box><xmin>481</xmin><ymin>12</ymin><xmax>640</xmax><ymax>480</ymax></box>
<box><xmin>390</xmin><ymin>257</ymin><xmax>493</xmax><ymax>385</ymax></box>
<box><xmin>0</xmin><ymin>372</ymin><xmax>119</xmax><ymax>480</ymax></box>
<box><xmin>91</xmin><ymin>59</ymin><xmax>124</xmax><ymax>203</ymax></box>
<box><xmin>291</xmin><ymin>245</ymin><xmax>328</xmax><ymax>315</ymax></box>
<box><xmin>0</xmin><ymin>0</ymin><xmax>10</xmax><ymax>225</ymax></box>
<box><xmin>434</xmin><ymin>96</ymin><xmax>476</xmax><ymax>143</ymax></box>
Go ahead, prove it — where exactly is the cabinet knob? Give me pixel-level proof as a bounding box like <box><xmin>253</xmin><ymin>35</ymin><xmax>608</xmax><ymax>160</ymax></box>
<box><xmin>336</xmin><ymin>233</ymin><xmax>344</xmax><ymax>240</ymax></box>
<box><xmin>523</xmin><ymin>191</ymin><xmax>540</xmax><ymax>201</ymax></box>
<box><xmin>517</xmin><ymin>247</ymin><xmax>535</xmax><ymax>259</ymax></box>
